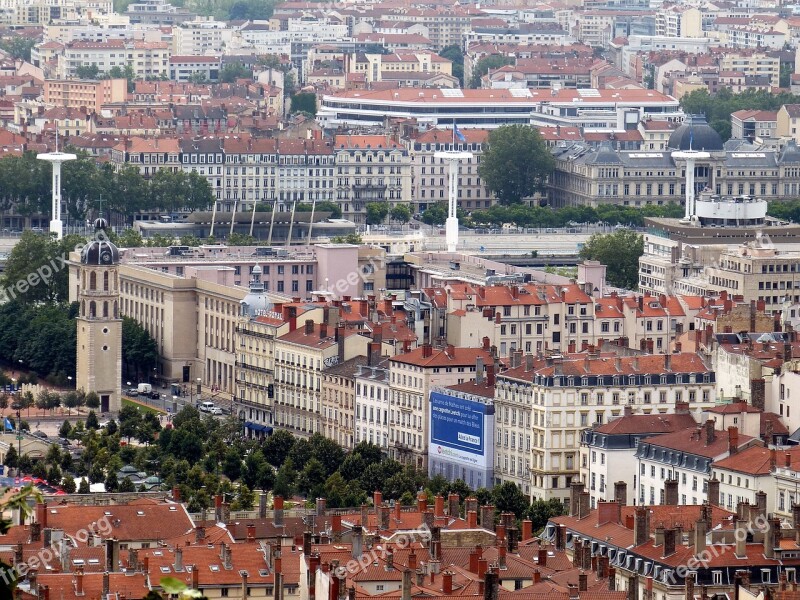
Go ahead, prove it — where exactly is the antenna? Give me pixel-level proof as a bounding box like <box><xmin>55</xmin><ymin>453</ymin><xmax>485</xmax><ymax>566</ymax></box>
<box><xmin>55</xmin><ymin>124</ymin><xmax>59</xmax><ymax>153</ymax></box>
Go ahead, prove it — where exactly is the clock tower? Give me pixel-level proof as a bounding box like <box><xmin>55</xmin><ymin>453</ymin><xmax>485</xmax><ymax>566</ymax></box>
<box><xmin>76</xmin><ymin>219</ymin><xmax>122</xmax><ymax>414</ymax></box>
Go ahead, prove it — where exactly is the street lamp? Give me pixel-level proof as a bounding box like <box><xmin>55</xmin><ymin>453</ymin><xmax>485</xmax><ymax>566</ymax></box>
<box><xmin>67</xmin><ymin>376</ymin><xmax>72</xmax><ymax>388</ymax></box>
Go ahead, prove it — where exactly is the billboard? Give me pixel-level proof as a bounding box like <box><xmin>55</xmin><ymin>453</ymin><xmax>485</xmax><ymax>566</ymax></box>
<box><xmin>429</xmin><ymin>391</ymin><xmax>490</xmax><ymax>469</ymax></box>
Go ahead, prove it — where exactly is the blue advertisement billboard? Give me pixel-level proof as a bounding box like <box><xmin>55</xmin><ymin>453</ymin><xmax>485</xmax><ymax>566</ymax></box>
<box><xmin>429</xmin><ymin>391</ymin><xmax>488</xmax><ymax>468</ymax></box>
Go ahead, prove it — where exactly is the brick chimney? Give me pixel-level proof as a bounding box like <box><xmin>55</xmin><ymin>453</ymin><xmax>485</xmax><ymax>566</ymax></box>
<box><xmin>707</xmin><ymin>478</ymin><xmax>720</xmax><ymax>506</ymax></box>
<box><xmin>704</xmin><ymin>419</ymin><xmax>715</xmax><ymax>445</ymax></box>
<box><xmin>664</xmin><ymin>479</ymin><xmax>678</xmax><ymax>505</ymax></box>
<box><xmin>728</xmin><ymin>426</ymin><xmax>739</xmax><ymax>455</ymax></box>
<box><xmin>634</xmin><ymin>506</ymin><xmax>650</xmax><ymax>546</ymax></box>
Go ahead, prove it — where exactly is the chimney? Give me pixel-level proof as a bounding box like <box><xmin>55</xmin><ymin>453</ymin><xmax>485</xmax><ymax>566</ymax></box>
<box><xmin>247</xmin><ymin>524</ymin><xmax>256</xmax><ymax>544</ymax></box>
<box><xmin>352</xmin><ymin>525</ymin><xmax>363</xmax><ymax>559</ymax></box>
<box><xmin>478</xmin><ymin>558</ymin><xmax>488</xmax><ymax>578</ymax></box>
<box><xmin>480</xmin><ymin>505</ymin><xmax>495</xmax><ymax>530</ymax></box>
<box><xmin>30</xmin><ymin>522</ymin><xmax>41</xmax><ymax>543</ymax></box>
<box><xmin>578</xmin><ymin>491</ymin><xmax>590</xmax><ymax>519</ymax></box>
<box><xmin>259</xmin><ymin>493</ymin><xmax>268</xmax><ymax>519</ymax></box>
<box><xmin>408</xmin><ymin>550</ymin><xmax>417</xmax><ymax>570</ymax></box>
<box><xmin>175</xmin><ymin>547</ymin><xmax>183</xmax><ymax>572</ymax></box>
<box><xmin>467</xmin><ymin>511</ymin><xmax>478</xmax><ymax>528</ymax></box>
<box><xmin>614</xmin><ymin>481</ymin><xmax>627</xmax><ymax>505</ymax></box>
<box><xmin>735</xmin><ymin>520</ymin><xmax>747</xmax><ymax>558</ymax></box>
<box><xmin>634</xmin><ymin>506</ymin><xmax>650</xmax><ymax>546</ymax></box>
<box><xmin>579</xmin><ymin>572</ymin><xmax>588</xmax><ymax>592</ymax></box>
<box><xmin>448</xmin><ymin>493</ymin><xmax>460</xmax><ymax>518</ymax></box>
<box><xmin>36</xmin><ymin>503</ymin><xmax>47</xmax><ymax>528</ymax></box>
<box><xmin>685</xmin><ymin>571</ymin><xmax>694</xmax><ymax>600</ymax></box>
<box><xmin>728</xmin><ymin>426</ymin><xmax>739</xmax><ymax>455</ymax></box>
<box><xmin>443</xmin><ymin>571</ymin><xmax>453</xmax><ymax>594</ymax></box>
<box><xmin>765</xmin><ymin>517</ymin><xmax>780</xmax><ymax>559</ymax></box>
<box><xmin>522</xmin><ymin>520</ymin><xmax>533</xmax><ymax>541</ymax></box>
<box><xmin>103</xmin><ymin>572</ymin><xmax>110</xmax><ymax>597</ymax></box>
<box><xmin>538</xmin><ymin>547</ymin><xmax>547</xmax><ymax>567</ymax></box>
<box><xmin>533</xmin><ymin>569</ymin><xmax>541</xmax><ymax>584</ymax></box>
<box><xmin>695</xmin><ymin>516</ymin><xmax>707</xmax><ymax>557</ymax></box>
<box><xmin>608</xmin><ymin>567</ymin><xmax>616</xmax><ymax>591</ymax></box>
<box><xmin>662</xmin><ymin>528</ymin><xmax>676</xmax><ymax>558</ymax></box>
<box><xmin>570</xmin><ymin>480</ymin><xmax>585</xmax><ymax>517</ymax></box>
<box><xmin>373</xmin><ymin>490</ymin><xmax>382</xmax><ymax>509</ymax></box>
<box><xmin>498</xmin><ymin>546</ymin><xmax>506</xmax><ymax>568</ymax></box>
<box><xmin>708</xmin><ymin>478</ymin><xmax>720</xmax><ymax>507</ymax></box>
<box><xmin>597</xmin><ymin>500</ymin><xmax>621</xmax><ymax>525</ymax></box>
<box><xmin>555</xmin><ymin>524</ymin><xmax>566</xmax><ymax>551</ymax></box>
<box><xmin>332</xmin><ymin>515</ymin><xmax>342</xmax><ymax>536</ymax></box>
<box><xmin>105</xmin><ymin>539</ymin><xmax>120</xmax><ymax>572</ymax></box>
<box><xmin>568</xmin><ymin>584</ymin><xmax>579</xmax><ymax>600</ymax></box>
<box><xmin>655</xmin><ymin>526</ymin><xmax>665</xmax><ymax>547</ymax></box>
<box><xmin>303</xmin><ymin>531</ymin><xmax>311</xmax><ymax>555</ymax></box>
<box><xmin>316</xmin><ymin>498</ymin><xmax>327</xmax><ymax>517</ymax></box>
<box><xmin>274</xmin><ymin>496</ymin><xmax>284</xmax><ymax>527</ymax></box>
<box><xmin>664</xmin><ymin>479</ymin><xmax>678</xmax><ymax>506</ymax></box>
<box><xmin>434</xmin><ymin>495</ymin><xmax>444</xmax><ymax>518</ymax></box>
<box><xmin>417</xmin><ymin>492</ymin><xmax>427</xmax><ymax>512</ymax></box>
<box><xmin>305</xmin><ymin>319</ymin><xmax>314</xmax><ymax>335</ymax></box>
<box><xmin>337</xmin><ymin>325</ymin><xmax>346</xmax><ymax>363</ymax></box>
<box><xmin>401</xmin><ymin>570</ymin><xmax>412</xmax><ymax>600</ymax></box>
<box><xmin>484</xmin><ymin>569</ymin><xmax>500</xmax><ymax>600</ymax></box>
<box><xmin>705</xmin><ymin>420</ymin><xmax>715</xmax><ymax>445</ymax></box>
<box><xmin>75</xmin><ymin>567</ymin><xmax>84</xmax><ymax>595</ymax></box>
<box><xmin>751</xmin><ymin>378</ymin><xmax>766</xmax><ymax>411</ymax></box>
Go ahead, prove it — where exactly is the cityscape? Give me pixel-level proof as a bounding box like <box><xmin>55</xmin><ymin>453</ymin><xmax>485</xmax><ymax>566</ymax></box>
<box><xmin>3</xmin><ymin>1</ymin><xmax>800</xmax><ymax>600</ymax></box>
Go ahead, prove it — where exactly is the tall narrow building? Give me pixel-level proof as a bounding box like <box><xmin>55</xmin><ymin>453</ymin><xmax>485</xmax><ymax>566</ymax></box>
<box><xmin>76</xmin><ymin>219</ymin><xmax>122</xmax><ymax>413</ymax></box>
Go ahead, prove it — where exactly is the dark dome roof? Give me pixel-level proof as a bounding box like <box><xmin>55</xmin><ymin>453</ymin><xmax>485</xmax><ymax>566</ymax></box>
<box><xmin>667</xmin><ymin>115</ymin><xmax>724</xmax><ymax>151</ymax></box>
<box><xmin>80</xmin><ymin>219</ymin><xmax>119</xmax><ymax>265</ymax></box>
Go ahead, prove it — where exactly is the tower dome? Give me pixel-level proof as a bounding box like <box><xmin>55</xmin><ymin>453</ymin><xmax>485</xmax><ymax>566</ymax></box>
<box><xmin>667</xmin><ymin>115</ymin><xmax>724</xmax><ymax>152</ymax></box>
<box><xmin>240</xmin><ymin>264</ymin><xmax>273</xmax><ymax>317</ymax></box>
<box><xmin>81</xmin><ymin>218</ymin><xmax>120</xmax><ymax>265</ymax></box>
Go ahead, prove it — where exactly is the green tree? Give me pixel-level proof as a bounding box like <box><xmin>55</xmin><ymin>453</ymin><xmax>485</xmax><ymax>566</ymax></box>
<box><xmin>86</xmin><ymin>409</ymin><xmax>100</xmax><ymax>429</ymax></box>
<box><xmin>294</xmin><ymin>200</ymin><xmax>342</xmax><ymax>219</ymax></box>
<box><xmin>228</xmin><ymin>0</ymin><xmax>275</xmax><ymax>20</ymax></box>
<box><xmin>104</xmin><ymin>471</ymin><xmax>119</xmax><ymax>492</ymax></box>
<box><xmin>296</xmin><ymin>457</ymin><xmax>326</xmax><ymax>498</ymax></box>
<box><xmin>262</xmin><ymin>429</ymin><xmax>295</xmax><ymax>467</ymax></box>
<box><xmin>220</xmin><ymin>62</ymin><xmax>252</xmax><ymax>83</ymax></box>
<box><xmin>119</xmin><ymin>476</ymin><xmax>136</xmax><ymax>492</ymax></box>
<box><xmin>188</xmin><ymin>72</ymin><xmax>209</xmax><ymax>84</ymax></box>
<box><xmin>439</xmin><ymin>45</ymin><xmax>464</xmax><ymax>86</ymax></box>
<box><xmin>579</xmin><ymin>229</ymin><xmax>644</xmax><ymax>289</ymax></box>
<box><xmin>227</xmin><ymin>233</ymin><xmax>255</xmax><ymax>246</ymax></box>
<box><xmin>222</xmin><ymin>448</ymin><xmax>243</xmax><ymax>481</ymax></box>
<box><xmin>75</xmin><ymin>64</ymin><xmax>101</xmax><ymax>79</ymax></box>
<box><xmin>421</xmin><ymin>203</ymin><xmax>447</xmax><ymax>226</ymax></box>
<box><xmin>0</xmin><ymin>37</ymin><xmax>36</xmax><ymax>61</ymax></box>
<box><xmin>62</xmin><ymin>474</ymin><xmax>77</xmax><ymax>494</ymax></box>
<box><xmin>179</xmin><ymin>234</ymin><xmax>201</xmax><ymax>247</ymax></box>
<box><xmin>78</xmin><ymin>478</ymin><xmax>90</xmax><ymax>493</ymax></box>
<box><xmin>492</xmin><ymin>481</ymin><xmax>528</xmax><ymax>520</ymax></box>
<box><xmin>527</xmin><ymin>498</ymin><xmax>566</xmax><ymax>533</ymax></box>
<box><xmin>366</xmin><ymin>202</ymin><xmax>389</xmax><ymax>225</ymax></box>
<box><xmin>116</xmin><ymin>229</ymin><xmax>144</xmax><ymax>247</ymax></box>
<box><xmin>59</xmin><ymin>420</ymin><xmax>72</xmax><ymax>439</ymax></box>
<box><xmin>781</xmin><ymin>62</ymin><xmax>793</xmax><ymax>88</ymax></box>
<box><xmin>273</xmin><ymin>459</ymin><xmax>296</xmax><ymax>498</ymax></box>
<box><xmin>4</xmin><ymin>445</ymin><xmax>17</xmax><ymax>470</ymax></box>
<box><xmin>122</xmin><ymin>317</ymin><xmax>158</xmax><ymax>381</ymax></box>
<box><xmin>390</xmin><ymin>204</ymin><xmax>411</xmax><ymax>223</ymax></box>
<box><xmin>290</xmin><ymin>93</ymin><xmax>317</xmax><ymax>115</ymax></box>
<box><xmin>479</xmin><ymin>125</ymin><xmax>554</xmax><ymax>205</ymax></box>
<box><xmin>469</xmin><ymin>54</ymin><xmax>514</xmax><ymax>88</ymax></box>
<box><xmin>330</xmin><ymin>233</ymin><xmax>363</xmax><ymax>244</ymax></box>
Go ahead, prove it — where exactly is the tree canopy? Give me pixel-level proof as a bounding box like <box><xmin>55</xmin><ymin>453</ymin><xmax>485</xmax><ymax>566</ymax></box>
<box><xmin>290</xmin><ymin>93</ymin><xmax>317</xmax><ymax>115</ymax></box>
<box><xmin>366</xmin><ymin>202</ymin><xmax>389</xmax><ymax>225</ymax></box>
<box><xmin>478</xmin><ymin>125</ymin><xmax>554</xmax><ymax>205</ymax></box>
<box><xmin>122</xmin><ymin>317</ymin><xmax>159</xmax><ymax>381</ymax></box>
<box><xmin>469</xmin><ymin>54</ymin><xmax>514</xmax><ymax>88</ymax></box>
<box><xmin>579</xmin><ymin>229</ymin><xmax>644</xmax><ymax>290</ymax></box>
<box><xmin>439</xmin><ymin>45</ymin><xmax>464</xmax><ymax>86</ymax></box>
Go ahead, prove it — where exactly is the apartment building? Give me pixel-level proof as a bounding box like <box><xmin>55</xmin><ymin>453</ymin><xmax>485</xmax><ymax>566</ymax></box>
<box><xmin>59</xmin><ymin>40</ymin><xmax>170</xmax><ymax>79</ymax></box>
<box><xmin>169</xmin><ymin>56</ymin><xmax>221</xmax><ymax>82</ymax></box>
<box><xmin>496</xmin><ymin>352</ymin><xmax>715</xmax><ymax>502</ymax></box>
<box><xmin>333</xmin><ymin>134</ymin><xmax>412</xmax><ymax>224</ymax></box>
<box><xmin>349</xmin><ymin>50</ymin><xmax>452</xmax><ymax>84</ymax></box>
<box><xmin>110</xmin><ymin>137</ymin><xmax>181</xmax><ymax>178</ymax></box>
<box><xmin>720</xmin><ymin>53</ymin><xmax>780</xmax><ymax>88</ymax></box>
<box><xmin>354</xmin><ymin>358</ymin><xmax>391</xmax><ymax>453</ymax></box>
<box><xmin>172</xmin><ymin>18</ymin><xmax>232</xmax><ymax>56</ymax></box>
<box><xmin>320</xmin><ymin>355</ymin><xmax>368</xmax><ymax>450</ymax></box>
<box><xmin>408</xmin><ymin>128</ymin><xmax>491</xmax><ymax>214</ymax></box>
<box><xmin>580</xmin><ymin>406</ymin><xmax>699</xmax><ymax>509</ymax></box>
<box><xmin>655</xmin><ymin>5</ymin><xmax>702</xmax><ymax>37</ymax></box>
<box><xmin>635</xmin><ymin>422</ymin><xmax>757</xmax><ymax>506</ymax></box>
<box><xmin>43</xmin><ymin>78</ymin><xmax>127</xmax><ymax>112</ymax></box>
<box><xmin>272</xmin><ymin>320</ymin><xmax>370</xmax><ymax>438</ymax></box>
<box><xmin>380</xmin><ymin>7</ymin><xmax>476</xmax><ymax>50</ymax></box>
<box><xmin>388</xmin><ymin>345</ymin><xmax>490</xmax><ymax>470</ymax></box>
<box><xmin>731</xmin><ymin>109</ymin><xmax>778</xmax><ymax>142</ymax></box>
<box><xmin>777</xmin><ymin>104</ymin><xmax>800</xmax><ymax>143</ymax></box>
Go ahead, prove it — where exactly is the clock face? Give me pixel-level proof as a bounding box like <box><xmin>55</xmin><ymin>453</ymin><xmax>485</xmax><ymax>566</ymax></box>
<box><xmin>100</xmin><ymin>251</ymin><xmax>112</xmax><ymax>264</ymax></box>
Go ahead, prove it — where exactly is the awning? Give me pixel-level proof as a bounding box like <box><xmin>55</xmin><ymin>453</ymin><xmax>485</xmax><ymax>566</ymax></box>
<box><xmin>245</xmin><ymin>422</ymin><xmax>273</xmax><ymax>434</ymax></box>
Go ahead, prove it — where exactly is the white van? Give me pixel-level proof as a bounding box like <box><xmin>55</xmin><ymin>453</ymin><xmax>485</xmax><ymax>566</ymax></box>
<box><xmin>200</xmin><ymin>401</ymin><xmax>215</xmax><ymax>413</ymax></box>
<box><xmin>137</xmin><ymin>383</ymin><xmax>152</xmax><ymax>394</ymax></box>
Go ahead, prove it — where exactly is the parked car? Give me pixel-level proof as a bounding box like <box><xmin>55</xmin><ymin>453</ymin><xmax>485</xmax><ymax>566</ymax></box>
<box><xmin>210</xmin><ymin>407</ymin><xmax>223</xmax><ymax>415</ymax></box>
<box><xmin>199</xmin><ymin>401</ymin><xmax>215</xmax><ymax>412</ymax></box>
<box><xmin>127</xmin><ymin>388</ymin><xmax>138</xmax><ymax>396</ymax></box>
<box><xmin>149</xmin><ymin>391</ymin><xmax>160</xmax><ymax>399</ymax></box>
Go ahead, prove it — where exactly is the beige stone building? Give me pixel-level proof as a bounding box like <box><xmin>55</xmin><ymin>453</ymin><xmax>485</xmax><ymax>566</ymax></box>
<box><xmin>777</xmin><ymin>104</ymin><xmax>800</xmax><ymax>143</ymax></box>
<box><xmin>320</xmin><ymin>355</ymin><xmax>368</xmax><ymax>450</ymax></box>
<box><xmin>273</xmin><ymin>320</ymin><xmax>370</xmax><ymax>438</ymax></box>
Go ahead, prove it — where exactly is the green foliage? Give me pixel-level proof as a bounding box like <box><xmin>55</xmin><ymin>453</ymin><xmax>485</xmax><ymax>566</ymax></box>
<box><xmin>439</xmin><ymin>45</ymin><xmax>464</xmax><ymax>86</ymax></box>
<box><xmin>421</xmin><ymin>203</ymin><xmax>447</xmax><ymax>226</ymax></box>
<box><xmin>75</xmin><ymin>64</ymin><xmax>101</xmax><ymax>79</ymax></box>
<box><xmin>292</xmin><ymin>200</ymin><xmax>342</xmax><ymax>219</ymax></box>
<box><xmin>227</xmin><ymin>0</ymin><xmax>275</xmax><ymax>19</ymax></box>
<box><xmin>219</xmin><ymin>62</ymin><xmax>252</xmax><ymax>83</ymax></box>
<box><xmin>330</xmin><ymin>233</ymin><xmax>363</xmax><ymax>244</ymax></box>
<box><xmin>579</xmin><ymin>229</ymin><xmax>644</xmax><ymax>290</ymax></box>
<box><xmin>479</xmin><ymin>125</ymin><xmax>554</xmax><ymax>205</ymax></box>
<box><xmin>179</xmin><ymin>234</ymin><xmax>202</xmax><ymax>247</ymax></box>
<box><xmin>188</xmin><ymin>72</ymin><xmax>209</xmax><ymax>84</ymax></box>
<box><xmin>679</xmin><ymin>87</ymin><xmax>800</xmax><ymax>141</ymax></box>
<box><xmin>0</xmin><ymin>36</ymin><xmax>36</xmax><ymax>61</ymax></box>
<box><xmin>0</xmin><ymin>301</ymin><xmax>76</xmax><ymax>379</ymax></box>
<box><xmin>469</xmin><ymin>54</ymin><xmax>514</xmax><ymax>88</ymax></box>
<box><xmin>366</xmin><ymin>202</ymin><xmax>389</xmax><ymax>225</ymax></box>
<box><xmin>290</xmin><ymin>93</ymin><xmax>317</xmax><ymax>115</ymax></box>
<box><xmin>122</xmin><ymin>317</ymin><xmax>158</xmax><ymax>381</ymax></box>
<box><xmin>469</xmin><ymin>203</ymin><xmax>683</xmax><ymax>228</ymax></box>
<box><xmin>492</xmin><ymin>481</ymin><xmax>528</xmax><ymax>518</ymax></box>
<box><xmin>390</xmin><ymin>204</ymin><xmax>411</xmax><ymax>223</ymax></box>
<box><xmin>227</xmin><ymin>233</ymin><xmax>256</xmax><ymax>246</ymax></box>
<box><xmin>527</xmin><ymin>498</ymin><xmax>566</xmax><ymax>533</ymax></box>
<box><xmin>767</xmin><ymin>199</ymin><xmax>800</xmax><ymax>222</ymax></box>
<box><xmin>85</xmin><ymin>392</ymin><xmax>100</xmax><ymax>410</ymax></box>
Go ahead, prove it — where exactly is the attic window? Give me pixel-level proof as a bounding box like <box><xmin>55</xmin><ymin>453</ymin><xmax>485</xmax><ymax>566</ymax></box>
<box><xmin>259</xmin><ymin>570</ymin><xmax>269</xmax><ymax>578</ymax></box>
<box><xmin>169</xmin><ymin>506</ymin><xmax>177</xmax><ymax>511</ymax></box>
<box><xmin>160</xmin><ymin>566</ymin><xmax>171</xmax><ymax>574</ymax></box>
<box><xmin>73</xmin><ymin>560</ymin><xmax>85</xmax><ymax>566</ymax></box>
<box><xmin>153</xmin><ymin>551</ymin><xmax>163</xmax><ymax>557</ymax></box>
<box><xmin>49</xmin><ymin>509</ymin><xmax>58</xmax><ymax>514</ymax></box>
<box><xmin>104</xmin><ymin>511</ymin><xmax>112</xmax><ymax>516</ymax></box>
<box><xmin>210</xmin><ymin>565</ymin><xmax>221</xmax><ymax>572</ymax></box>
<box><xmin>137</xmin><ymin>511</ymin><xmax>145</xmax><ymax>516</ymax></box>
<box><xmin>186</xmin><ymin>566</ymin><xmax>193</xmax><ymax>573</ymax></box>
<box><xmin>88</xmin><ymin>559</ymin><xmax>100</xmax><ymax>565</ymax></box>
